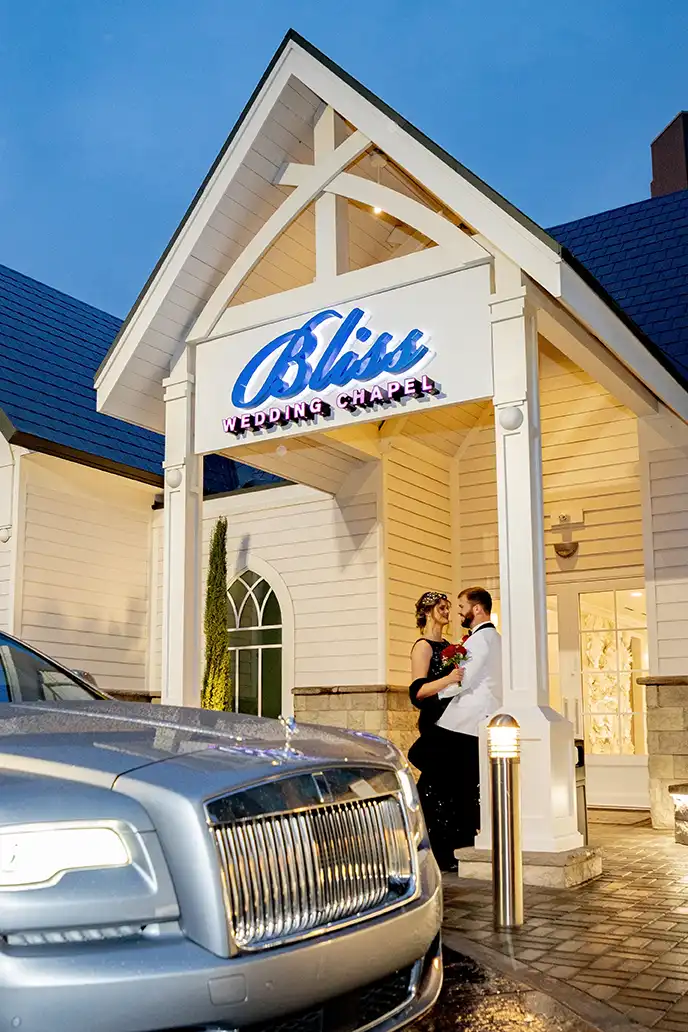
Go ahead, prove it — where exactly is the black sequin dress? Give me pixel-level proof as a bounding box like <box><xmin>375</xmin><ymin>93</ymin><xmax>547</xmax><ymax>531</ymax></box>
<box><xmin>409</xmin><ymin>638</ymin><xmax>480</xmax><ymax>870</ymax></box>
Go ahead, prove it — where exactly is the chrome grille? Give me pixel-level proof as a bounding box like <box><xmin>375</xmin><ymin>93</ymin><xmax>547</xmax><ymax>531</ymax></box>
<box><xmin>213</xmin><ymin>794</ymin><xmax>414</xmax><ymax>949</ymax></box>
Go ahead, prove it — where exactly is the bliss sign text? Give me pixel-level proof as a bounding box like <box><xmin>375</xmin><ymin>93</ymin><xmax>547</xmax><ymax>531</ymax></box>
<box><xmin>231</xmin><ymin>306</ymin><xmax>431</xmax><ymax>409</ymax></box>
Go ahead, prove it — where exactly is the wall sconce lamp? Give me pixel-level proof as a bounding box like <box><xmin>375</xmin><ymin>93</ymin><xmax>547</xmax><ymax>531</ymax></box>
<box><xmin>551</xmin><ymin>511</ymin><xmax>581</xmax><ymax>560</ymax></box>
<box><xmin>554</xmin><ymin>542</ymin><xmax>579</xmax><ymax>559</ymax></box>
<box><xmin>669</xmin><ymin>784</ymin><xmax>688</xmax><ymax>844</ymax></box>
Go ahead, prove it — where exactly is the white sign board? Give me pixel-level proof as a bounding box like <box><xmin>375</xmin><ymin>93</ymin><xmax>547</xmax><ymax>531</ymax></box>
<box><xmin>194</xmin><ymin>264</ymin><xmax>492</xmax><ymax>455</ymax></box>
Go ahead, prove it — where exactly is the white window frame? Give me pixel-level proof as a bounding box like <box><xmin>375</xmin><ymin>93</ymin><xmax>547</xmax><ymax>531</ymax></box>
<box><xmin>227</xmin><ymin>557</ymin><xmax>295</xmax><ymax>718</ymax></box>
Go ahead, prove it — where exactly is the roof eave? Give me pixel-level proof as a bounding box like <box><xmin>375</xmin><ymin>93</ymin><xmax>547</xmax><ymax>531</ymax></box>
<box><xmin>9</xmin><ymin>431</ymin><xmax>163</xmax><ymax>488</ymax></box>
<box><xmin>558</xmin><ymin>256</ymin><xmax>688</xmax><ymax>423</ymax></box>
<box><xmin>560</xmin><ymin>244</ymin><xmax>688</xmax><ymax>397</ymax></box>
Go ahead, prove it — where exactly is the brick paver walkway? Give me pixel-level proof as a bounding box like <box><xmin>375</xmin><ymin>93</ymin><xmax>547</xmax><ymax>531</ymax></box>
<box><xmin>443</xmin><ymin>823</ymin><xmax>688</xmax><ymax>1031</ymax></box>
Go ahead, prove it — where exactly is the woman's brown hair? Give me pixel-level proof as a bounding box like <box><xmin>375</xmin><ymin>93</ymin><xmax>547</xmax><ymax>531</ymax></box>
<box><xmin>414</xmin><ymin>591</ymin><xmax>448</xmax><ymax>630</ymax></box>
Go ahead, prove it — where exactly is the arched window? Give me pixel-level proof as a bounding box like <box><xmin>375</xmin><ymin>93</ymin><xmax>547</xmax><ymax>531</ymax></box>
<box><xmin>227</xmin><ymin>570</ymin><xmax>282</xmax><ymax>719</ymax></box>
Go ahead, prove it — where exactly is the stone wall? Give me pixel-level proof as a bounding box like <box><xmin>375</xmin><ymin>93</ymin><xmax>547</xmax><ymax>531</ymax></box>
<box><xmin>292</xmin><ymin>685</ymin><xmax>417</xmax><ymax>756</ymax></box>
<box><xmin>639</xmin><ymin>675</ymin><xmax>688</xmax><ymax>828</ymax></box>
<box><xmin>103</xmin><ymin>686</ymin><xmax>161</xmax><ymax>704</ymax></box>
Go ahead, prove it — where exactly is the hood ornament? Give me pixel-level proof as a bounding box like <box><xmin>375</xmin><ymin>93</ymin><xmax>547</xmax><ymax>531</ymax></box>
<box><xmin>278</xmin><ymin>714</ymin><xmax>299</xmax><ymax>755</ymax></box>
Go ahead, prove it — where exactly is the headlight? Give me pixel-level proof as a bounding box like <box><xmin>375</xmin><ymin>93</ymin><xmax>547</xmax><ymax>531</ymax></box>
<box><xmin>0</xmin><ymin>822</ymin><xmax>131</xmax><ymax>889</ymax></box>
<box><xmin>397</xmin><ymin>767</ymin><xmax>427</xmax><ymax>847</ymax></box>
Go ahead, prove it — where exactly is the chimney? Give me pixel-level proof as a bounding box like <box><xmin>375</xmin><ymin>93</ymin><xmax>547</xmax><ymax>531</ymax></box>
<box><xmin>651</xmin><ymin>112</ymin><xmax>688</xmax><ymax>197</ymax></box>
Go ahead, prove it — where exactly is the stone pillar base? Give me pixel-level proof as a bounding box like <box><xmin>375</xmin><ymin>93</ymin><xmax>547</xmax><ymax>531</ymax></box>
<box><xmin>292</xmin><ymin>685</ymin><xmax>417</xmax><ymax>755</ymax></box>
<box><xmin>638</xmin><ymin>676</ymin><xmax>688</xmax><ymax>829</ymax></box>
<box><xmin>455</xmin><ymin>845</ymin><xmax>603</xmax><ymax>888</ymax></box>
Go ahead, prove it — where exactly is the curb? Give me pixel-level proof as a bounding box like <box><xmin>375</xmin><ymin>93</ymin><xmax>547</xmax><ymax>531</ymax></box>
<box><xmin>442</xmin><ymin>929</ymin><xmax>651</xmax><ymax>1032</ymax></box>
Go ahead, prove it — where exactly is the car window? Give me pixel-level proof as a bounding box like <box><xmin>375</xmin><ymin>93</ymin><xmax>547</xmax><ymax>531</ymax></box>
<box><xmin>0</xmin><ymin>635</ymin><xmax>104</xmax><ymax>702</ymax></box>
<box><xmin>0</xmin><ymin>658</ymin><xmax>8</xmax><ymax>702</ymax></box>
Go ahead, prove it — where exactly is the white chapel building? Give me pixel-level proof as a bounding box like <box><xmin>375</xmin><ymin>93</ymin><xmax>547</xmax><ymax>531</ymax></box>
<box><xmin>4</xmin><ymin>33</ymin><xmax>688</xmax><ymax>860</ymax></box>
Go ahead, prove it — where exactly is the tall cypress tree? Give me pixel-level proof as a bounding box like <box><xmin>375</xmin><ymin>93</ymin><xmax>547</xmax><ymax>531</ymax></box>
<box><xmin>202</xmin><ymin>516</ymin><xmax>232</xmax><ymax>710</ymax></box>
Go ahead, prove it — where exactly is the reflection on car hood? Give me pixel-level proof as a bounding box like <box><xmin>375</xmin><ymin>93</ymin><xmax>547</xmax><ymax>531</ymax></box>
<box><xmin>0</xmin><ymin>700</ymin><xmax>398</xmax><ymax>790</ymax></box>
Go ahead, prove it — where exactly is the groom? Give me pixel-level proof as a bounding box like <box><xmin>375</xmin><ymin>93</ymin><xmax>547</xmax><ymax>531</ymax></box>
<box><xmin>437</xmin><ymin>586</ymin><xmax>503</xmax><ymax>846</ymax></box>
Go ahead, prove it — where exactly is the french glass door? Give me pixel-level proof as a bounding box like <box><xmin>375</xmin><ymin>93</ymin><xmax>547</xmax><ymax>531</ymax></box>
<box><xmin>552</xmin><ymin>584</ymin><xmax>649</xmax><ymax>758</ymax></box>
<box><xmin>493</xmin><ymin>584</ymin><xmax>649</xmax><ymax>757</ymax></box>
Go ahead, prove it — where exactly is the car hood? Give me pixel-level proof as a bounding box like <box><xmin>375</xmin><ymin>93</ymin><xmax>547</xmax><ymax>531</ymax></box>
<box><xmin>0</xmin><ymin>700</ymin><xmax>399</xmax><ymax>791</ymax></box>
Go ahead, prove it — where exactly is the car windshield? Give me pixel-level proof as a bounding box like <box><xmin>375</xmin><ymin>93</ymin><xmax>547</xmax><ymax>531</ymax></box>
<box><xmin>0</xmin><ymin>634</ymin><xmax>105</xmax><ymax>703</ymax></box>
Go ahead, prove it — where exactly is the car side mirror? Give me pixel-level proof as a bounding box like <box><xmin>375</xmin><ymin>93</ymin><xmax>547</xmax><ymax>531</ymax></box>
<box><xmin>73</xmin><ymin>669</ymin><xmax>99</xmax><ymax>688</ymax></box>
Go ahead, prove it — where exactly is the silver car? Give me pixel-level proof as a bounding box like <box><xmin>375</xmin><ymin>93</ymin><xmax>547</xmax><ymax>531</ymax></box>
<box><xmin>0</xmin><ymin>631</ymin><xmax>443</xmax><ymax>1032</ymax></box>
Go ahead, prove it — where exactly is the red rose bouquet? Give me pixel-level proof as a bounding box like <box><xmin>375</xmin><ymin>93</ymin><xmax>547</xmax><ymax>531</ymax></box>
<box><xmin>441</xmin><ymin>636</ymin><xmax>469</xmax><ymax>669</ymax></box>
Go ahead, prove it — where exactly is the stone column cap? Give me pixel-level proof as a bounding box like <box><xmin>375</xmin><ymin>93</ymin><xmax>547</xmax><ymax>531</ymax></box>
<box><xmin>638</xmin><ymin>676</ymin><xmax>688</xmax><ymax>686</ymax></box>
<box><xmin>293</xmin><ymin>685</ymin><xmax>391</xmax><ymax>696</ymax></box>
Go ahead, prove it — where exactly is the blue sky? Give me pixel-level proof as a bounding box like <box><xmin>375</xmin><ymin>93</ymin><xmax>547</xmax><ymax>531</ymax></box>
<box><xmin>0</xmin><ymin>0</ymin><xmax>686</xmax><ymax>317</ymax></box>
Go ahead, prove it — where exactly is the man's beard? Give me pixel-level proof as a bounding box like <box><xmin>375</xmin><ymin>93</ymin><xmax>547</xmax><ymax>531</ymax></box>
<box><xmin>461</xmin><ymin>614</ymin><xmax>473</xmax><ymax>629</ymax></box>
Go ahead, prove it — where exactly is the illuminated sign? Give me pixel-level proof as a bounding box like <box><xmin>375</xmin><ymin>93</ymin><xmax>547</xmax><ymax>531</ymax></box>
<box><xmin>194</xmin><ymin>264</ymin><xmax>494</xmax><ymax>456</ymax></box>
<box><xmin>231</xmin><ymin>306</ymin><xmax>431</xmax><ymax>409</ymax></box>
<box><xmin>223</xmin><ymin>305</ymin><xmax>437</xmax><ymax>437</ymax></box>
<box><xmin>222</xmin><ymin>374</ymin><xmax>439</xmax><ymax>436</ymax></box>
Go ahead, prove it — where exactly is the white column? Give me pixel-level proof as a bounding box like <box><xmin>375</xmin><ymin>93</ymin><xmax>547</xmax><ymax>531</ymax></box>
<box><xmin>475</xmin><ymin>289</ymin><xmax>583</xmax><ymax>853</ymax></box>
<box><xmin>161</xmin><ymin>347</ymin><xmax>203</xmax><ymax>707</ymax></box>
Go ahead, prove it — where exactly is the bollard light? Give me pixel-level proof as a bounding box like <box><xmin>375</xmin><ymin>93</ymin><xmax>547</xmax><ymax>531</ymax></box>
<box><xmin>487</xmin><ymin>713</ymin><xmax>524</xmax><ymax>930</ymax></box>
<box><xmin>487</xmin><ymin>716</ymin><xmax>520</xmax><ymax>759</ymax></box>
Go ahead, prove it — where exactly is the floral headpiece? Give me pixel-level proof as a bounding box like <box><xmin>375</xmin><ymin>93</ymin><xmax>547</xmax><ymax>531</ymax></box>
<box><xmin>415</xmin><ymin>591</ymin><xmax>449</xmax><ymax>616</ymax></box>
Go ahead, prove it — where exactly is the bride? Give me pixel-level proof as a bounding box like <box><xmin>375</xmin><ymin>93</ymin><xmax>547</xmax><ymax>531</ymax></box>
<box><xmin>408</xmin><ymin>591</ymin><xmax>466</xmax><ymax>872</ymax></box>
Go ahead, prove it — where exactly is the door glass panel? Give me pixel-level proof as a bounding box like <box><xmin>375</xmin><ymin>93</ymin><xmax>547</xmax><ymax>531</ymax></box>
<box><xmin>546</xmin><ymin>596</ymin><xmax>560</xmax><ymax>713</ymax></box>
<box><xmin>616</xmin><ymin>590</ymin><xmax>647</xmax><ymax>630</ymax></box>
<box><xmin>579</xmin><ymin>589</ymin><xmax>648</xmax><ymax>756</ymax></box>
<box><xmin>546</xmin><ymin>597</ymin><xmax>559</xmax><ymax>635</ymax></box>
<box><xmin>579</xmin><ymin>592</ymin><xmax>615</xmax><ymax>632</ymax></box>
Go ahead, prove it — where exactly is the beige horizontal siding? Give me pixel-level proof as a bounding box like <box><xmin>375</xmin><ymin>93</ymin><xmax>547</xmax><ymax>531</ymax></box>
<box><xmin>458</xmin><ymin>341</ymin><xmax>643</xmax><ymax>593</ymax></box>
<box><xmin>646</xmin><ymin>447</ymin><xmax>688</xmax><ymax>674</ymax></box>
<box><xmin>0</xmin><ymin>541</ymin><xmax>11</xmax><ymax>632</ymax></box>
<box><xmin>383</xmin><ymin>438</ymin><xmax>452</xmax><ymax>690</ymax></box>
<box><xmin>539</xmin><ymin>341</ymin><xmax>642</xmax><ymax>582</ymax></box>
<box><xmin>19</xmin><ymin>455</ymin><xmax>155</xmax><ymax>696</ymax></box>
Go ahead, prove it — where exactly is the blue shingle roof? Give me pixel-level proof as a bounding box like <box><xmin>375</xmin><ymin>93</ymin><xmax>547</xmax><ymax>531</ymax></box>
<box><xmin>0</xmin><ymin>262</ymin><xmax>282</xmax><ymax>494</ymax></box>
<box><xmin>548</xmin><ymin>189</ymin><xmax>688</xmax><ymax>385</ymax></box>
<box><xmin>0</xmin><ymin>262</ymin><xmax>164</xmax><ymax>477</ymax></box>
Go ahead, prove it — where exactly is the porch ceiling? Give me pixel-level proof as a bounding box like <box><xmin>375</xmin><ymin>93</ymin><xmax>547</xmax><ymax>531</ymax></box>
<box><xmin>223</xmin><ymin>399</ymin><xmax>489</xmax><ymax>496</ymax></box>
<box><xmin>220</xmin><ymin>431</ymin><xmax>371</xmax><ymax>496</ymax></box>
